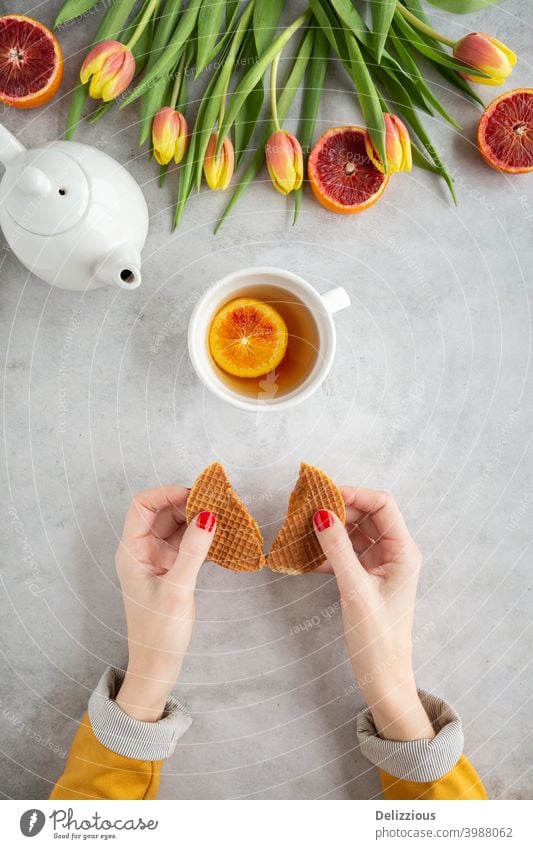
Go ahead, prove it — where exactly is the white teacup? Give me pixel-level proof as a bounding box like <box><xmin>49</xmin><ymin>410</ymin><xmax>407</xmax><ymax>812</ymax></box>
<box><xmin>188</xmin><ymin>266</ymin><xmax>351</xmax><ymax>412</ymax></box>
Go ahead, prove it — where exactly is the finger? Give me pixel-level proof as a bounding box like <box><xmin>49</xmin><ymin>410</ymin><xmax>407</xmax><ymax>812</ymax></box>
<box><xmin>340</xmin><ymin>487</ymin><xmax>414</xmax><ymax>560</ymax></box>
<box><xmin>348</xmin><ymin>526</ymin><xmax>377</xmax><ymax>559</ymax></box>
<box><xmin>152</xmin><ymin>504</ymin><xmax>187</xmax><ymax>541</ymax></box>
<box><xmin>123</xmin><ymin>486</ymin><xmax>189</xmax><ymax>539</ymax></box>
<box><xmin>313</xmin><ymin>510</ymin><xmax>369</xmax><ymax>596</ymax></box>
<box><xmin>165</xmin><ymin>511</ymin><xmax>216</xmax><ymax>591</ymax></box>
<box><xmin>165</xmin><ymin>525</ymin><xmax>187</xmax><ymax>552</ymax></box>
<box><xmin>314</xmin><ymin>526</ymin><xmax>379</xmax><ymax>574</ymax></box>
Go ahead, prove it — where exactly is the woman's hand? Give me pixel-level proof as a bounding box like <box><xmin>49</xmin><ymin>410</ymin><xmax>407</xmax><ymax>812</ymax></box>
<box><xmin>114</xmin><ymin>486</ymin><xmax>216</xmax><ymax>722</ymax></box>
<box><xmin>314</xmin><ymin>488</ymin><xmax>435</xmax><ymax>742</ymax></box>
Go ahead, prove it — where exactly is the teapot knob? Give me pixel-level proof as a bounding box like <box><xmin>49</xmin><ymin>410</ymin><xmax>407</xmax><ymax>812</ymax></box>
<box><xmin>16</xmin><ymin>166</ymin><xmax>52</xmax><ymax>197</ymax></box>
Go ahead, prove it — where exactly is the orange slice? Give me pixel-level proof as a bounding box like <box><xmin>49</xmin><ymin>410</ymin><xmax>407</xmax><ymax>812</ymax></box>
<box><xmin>308</xmin><ymin>126</ymin><xmax>388</xmax><ymax>214</ymax></box>
<box><xmin>0</xmin><ymin>15</ymin><xmax>63</xmax><ymax>109</ymax></box>
<box><xmin>477</xmin><ymin>89</ymin><xmax>533</xmax><ymax>174</ymax></box>
<box><xmin>209</xmin><ymin>297</ymin><xmax>288</xmax><ymax>378</ymax></box>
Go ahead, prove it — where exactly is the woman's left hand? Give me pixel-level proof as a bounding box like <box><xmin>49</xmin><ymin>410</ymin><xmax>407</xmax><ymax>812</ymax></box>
<box><xmin>114</xmin><ymin>486</ymin><xmax>216</xmax><ymax>721</ymax></box>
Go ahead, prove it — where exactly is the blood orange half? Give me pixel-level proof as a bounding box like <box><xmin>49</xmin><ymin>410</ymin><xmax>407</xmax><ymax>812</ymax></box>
<box><xmin>0</xmin><ymin>15</ymin><xmax>63</xmax><ymax>109</ymax></box>
<box><xmin>308</xmin><ymin>126</ymin><xmax>388</xmax><ymax>214</ymax></box>
<box><xmin>477</xmin><ymin>89</ymin><xmax>533</xmax><ymax>174</ymax></box>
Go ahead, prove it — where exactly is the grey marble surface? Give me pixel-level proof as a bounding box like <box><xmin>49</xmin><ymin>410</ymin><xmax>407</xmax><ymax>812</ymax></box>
<box><xmin>1</xmin><ymin>0</ymin><xmax>532</xmax><ymax>800</ymax></box>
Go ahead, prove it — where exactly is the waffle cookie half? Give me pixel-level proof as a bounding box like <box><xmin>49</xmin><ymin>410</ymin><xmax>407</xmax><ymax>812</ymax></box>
<box><xmin>267</xmin><ymin>463</ymin><xmax>345</xmax><ymax>574</ymax></box>
<box><xmin>186</xmin><ymin>462</ymin><xmax>265</xmax><ymax>572</ymax></box>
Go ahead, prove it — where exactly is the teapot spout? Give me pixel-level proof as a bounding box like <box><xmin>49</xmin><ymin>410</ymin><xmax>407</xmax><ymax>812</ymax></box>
<box><xmin>94</xmin><ymin>246</ymin><xmax>142</xmax><ymax>290</ymax></box>
<box><xmin>0</xmin><ymin>123</ymin><xmax>25</xmax><ymax>168</ymax></box>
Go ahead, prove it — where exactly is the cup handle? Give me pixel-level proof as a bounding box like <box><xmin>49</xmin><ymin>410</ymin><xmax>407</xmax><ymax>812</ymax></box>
<box><xmin>321</xmin><ymin>286</ymin><xmax>351</xmax><ymax>315</ymax></box>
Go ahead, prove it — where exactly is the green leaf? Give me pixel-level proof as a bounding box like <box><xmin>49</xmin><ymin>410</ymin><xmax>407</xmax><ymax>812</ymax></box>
<box><xmin>226</xmin><ymin>0</ymin><xmax>239</xmax><ymax>25</ymax></box>
<box><xmin>363</xmin><ymin>43</ymin><xmax>430</xmax><ymax>114</ymax></box>
<box><xmin>121</xmin><ymin>0</ymin><xmax>203</xmax><ymax>108</ymax></box>
<box><xmin>91</xmin><ymin>0</ymin><xmax>139</xmax><ymax>40</ymax></box>
<box><xmin>138</xmin><ymin>0</ymin><xmax>184</xmax><ymax>146</ymax></box>
<box><xmin>64</xmin><ymin>0</ymin><xmax>138</xmax><ymax>139</ymax></box>
<box><xmin>253</xmin><ymin>0</ymin><xmax>284</xmax><ymax>55</ymax></box>
<box><xmin>309</xmin><ymin>0</ymin><xmax>349</xmax><ymax>56</ymax></box>
<box><xmin>176</xmin><ymin>60</ymin><xmax>189</xmax><ymax>113</ymax></box>
<box><xmin>234</xmin><ymin>77</ymin><xmax>264</xmax><ymax>168</ymax></box>
<box><xmin>216</xmin><ymin>11</ymin><xmax>310</xmax><ymax>155</ymax></box>
<box><xmin>370</xmin><ymin>0</ymin><xmax>396</xmax><ymax>61</ymax></box>
<box><xmin>308</xmin><ymin>2</ymin><xmax>386</xmax><ymax>167</ymax></box>
<box><xmin>54</xmin><ymin>0</ymin><xmax>100</xmax><ymax>28</ymax></box>
<box><xmin>215</xmin><ymin>27</ymin><xmax>314</xmax><ymax>233</ymax></box>
<box><xmin>425</xmin><ymin>0</ymin><xmax>499</xmax><ymax>11</ymax></box>
<box><xmin>343</xmin><ymin>30</ymin><xmax>387</xmax><ymax>168</ymax></box>
<box><xmin>432</xmin><ymin>64</ymin><xmax>485</xmax><ymax>107</ymax></box>
<box><xmin>87</xmin><ymin>101</ymin><xmax>112</xmax><ymax>124</ymax></box>
<box><xmin>411</xmin><ymin>143</ymin><xmax>443</xmax><ymax>174</ymax></box>
<box><xmin>66</xmin><ymin>83</ymin><xmax>90</xmax><ymax>139</ymax></box>
<box><xmin>194</xmin><ymin>2</ymin><xmax>255</xmax><ymax>191</ymax></box>
<box><xmin>388</xmin><ymin>28</ymin><xmax>462</xmax><ymax>128</ymax></box>
<box><xmin>174</xmin><ymin>3</ymin><xmax>255</xmax><ymax>225</ymax></box>
<box><xmin>203</xmin><ymin>0</ymin><xmax>243</xmax><ymax>66</ymax></box>
<box><xmin>373</xmin><ymin>66</ymin><xmax>457</xmax><ymax>202</ymax></box>
<box><xmin>325</xmin><ymin>0</ymin><xmax>368</xmax><ymax>47</ymax></box>
<box><xmin>401</xmin><ymin>0</ymin><xmax>430</xmax><ymax>22</ymax></box>
<box><xmin>196</xmin><ymin>0</ymin><xmax>226</xmax><ymax>76</ymax></box>
<box><xmin>174</xmin><ymin>70</ymin><xmax>219</xmax><ymax>226</ymax></box>
<box><xmin>294</xmin><ymin>28</ymin><xmax>328</xmax><ymax>224</ymax></box>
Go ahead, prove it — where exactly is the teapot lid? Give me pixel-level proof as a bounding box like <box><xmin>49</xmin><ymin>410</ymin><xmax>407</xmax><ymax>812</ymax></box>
<box><xmin>1</xmin><ymin>147</ymin><xmax>90</xmax><ymax>236</ymax></box>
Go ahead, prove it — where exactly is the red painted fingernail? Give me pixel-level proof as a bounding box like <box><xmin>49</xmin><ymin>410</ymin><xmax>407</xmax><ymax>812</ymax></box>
<box><xmin>196</xmin><ymin>511</ymin><xmax>216</xmax><ymax>532</ymax></box>
<box><xmin>314</xmin><ymin>509</ymin><xmax>333</xmax><ymax>532</ymax></box>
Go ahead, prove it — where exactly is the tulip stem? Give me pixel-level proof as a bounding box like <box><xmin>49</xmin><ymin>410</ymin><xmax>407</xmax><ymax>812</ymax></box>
<box><xmin>170</xmin><ymin>47</ymin><xmax>188</xmax><ymax>109</ymax></box>
<box><xmin>126</xmin><ymin>0</ymin><xmax>161</xmax><ymax>51</ymax></box>
<box><xmin>270</xmin><ymin>51</ymin><xmax>282</xmax><ymax>133</ymax></box>
<box><xmin>396</xmin><ymin>4</ymin><xmax>455</xmax><ymax>48</ymax></box>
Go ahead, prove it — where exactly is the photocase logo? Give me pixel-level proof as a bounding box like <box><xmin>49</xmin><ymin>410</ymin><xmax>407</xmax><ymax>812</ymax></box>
<box><xmin>20</xmin><ymin>809</ymin><xmax>45</xmax><ymax>837</ymax></box>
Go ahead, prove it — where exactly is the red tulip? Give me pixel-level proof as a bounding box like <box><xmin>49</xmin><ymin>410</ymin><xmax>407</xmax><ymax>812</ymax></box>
<box><xmin>454</xmin><ymin>33</ymin><xmax>516</xmax><ymax>86</ymax></box>
<box><xmin>265</xmin><ymin>130</ymin><xmax>303</xmax><ymax>194</ymax></box>
<box><xmin>365</xmin><ymin>114</ymin><xmax>412</xmax><ymax>175</ymax></box>
<box><xmin>80</xmin><ymin>40</ymin><xmax>135</xmax><ymax>102</ymax></box>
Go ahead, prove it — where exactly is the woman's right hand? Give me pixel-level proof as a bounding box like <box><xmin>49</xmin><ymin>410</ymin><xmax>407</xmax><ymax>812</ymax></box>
<box><xmin>313</xmin><ymin>488</ymin><xmax>435</xmax><ymax>742</ymax></box>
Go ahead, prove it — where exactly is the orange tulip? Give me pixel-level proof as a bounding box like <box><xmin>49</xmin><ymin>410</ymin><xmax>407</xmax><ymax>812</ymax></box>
<box><xmin>80</xmin><ymin>40</ymin><xmax>135</xmax><ymax>102</ymax></box>
<box><xmin>454</xmin><ymin>33</ymin><xmax>516</xmax><ymax>86</ymax></box>
<box><xmin>365</xmin><ymin>113</ymin><xmax>412</xmax><ymax>175</ymax></box>
<box><xmin>203</xmin><ymin>132</ymin><xmax>234</xmax><ymax>190</ymax></box>
<box><xmin>265</xmin><ymin>130</ymin><xmax>303</xmax><ymax>195</ymax></box>
<box><xmin>152</xmin><ymin>107</ymin><xmax>189</xmax><ymax>165</ymax></box>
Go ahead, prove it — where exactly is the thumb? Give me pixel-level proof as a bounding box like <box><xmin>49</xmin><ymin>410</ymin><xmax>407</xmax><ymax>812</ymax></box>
<box><xmin>313</xmin><ymin>509</ymin><xmax>368</xmax><ymax>596</ymax></box>
<box><xmin>165</xmin><ymin>511</ymin><xmax>216</xmax><ymax>592</ymax></box>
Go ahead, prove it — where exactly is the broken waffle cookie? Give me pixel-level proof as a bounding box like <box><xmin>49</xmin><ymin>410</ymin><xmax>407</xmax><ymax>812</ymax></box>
<box><xmin>186</xmin><ymin>462</ymin><xmax>265</xmax><ymax>572</ymax></box>
<box><xmin>267</xmin><ymin>462</ymin><xmax>346</xmax><ymax>574</ymax></box>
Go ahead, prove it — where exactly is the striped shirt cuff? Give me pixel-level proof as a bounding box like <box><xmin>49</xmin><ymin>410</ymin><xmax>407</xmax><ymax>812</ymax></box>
<box><xmin>88</xmin><ymin>667</ymin><xmax>192</xmax><ymax>761</ymax></box>
<box><xmin>357</xmin><ymin>689</ymin><xmax>464</xmax><ymax>783</ymax></box>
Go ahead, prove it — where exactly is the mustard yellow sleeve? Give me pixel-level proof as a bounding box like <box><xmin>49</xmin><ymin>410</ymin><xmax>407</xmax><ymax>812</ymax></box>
<box><xmin>379</xmin><ymin>754</ymin><xmax>488</xmax><ymax>800</ymax></box>
<box><xmin>50</xmin><ymin>712</ymin><xmax>162</xmax><ymax>801</ymax></box>
<box><xmin>50</xmin><ymin>668</ymin><xmax>192</xmax><ymax>800</ymax></box>
<box><xmin>357</xmin><ymin>689</ymin><xmax>488</xmax><ymax>800</ymax></box>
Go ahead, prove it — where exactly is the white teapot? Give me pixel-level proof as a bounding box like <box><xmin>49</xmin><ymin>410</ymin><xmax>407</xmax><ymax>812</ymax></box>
<box><xmin>0</xmin><ymin>122</ymin><xmax>148</xmax><ymax>291</ymax></box>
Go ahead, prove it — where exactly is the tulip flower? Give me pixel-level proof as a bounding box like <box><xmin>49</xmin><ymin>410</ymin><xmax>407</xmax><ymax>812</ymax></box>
<box><xmin>203</xmin><ymin>132</ymin><xmax>234</xmax><ymax>191</ymax></box>
<box><xmin>454</xmin><ymin>33</ymin><xmax>516</xmax><ymax>86</ymax></box>
<box><xmin>265</xmin><ymin>130</ymin><xmax>303</xmax><ymax>195</ymax></box>
<box><xmin>80</xmin><ymin>40</ymin><xmax>135</xmax><ymax>102</ymax></box>
<box><xmin>365</xmin><ymin>113</ymin><xmax>412</xmax><ymax>175</ymax></box>
<box><xmin>152</xmin><ymin>107</ymin><xmax>189</xmax><ymax>166</ymax></box>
